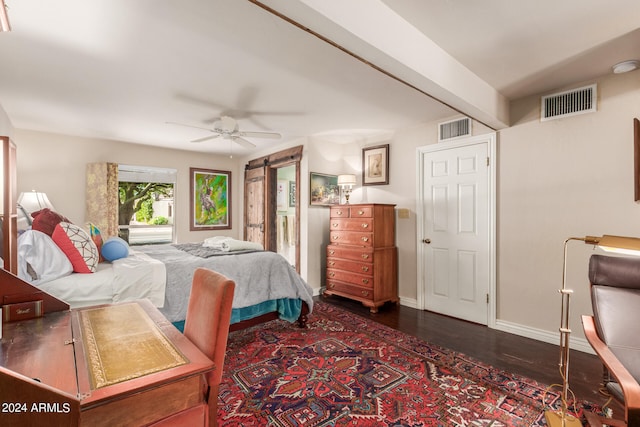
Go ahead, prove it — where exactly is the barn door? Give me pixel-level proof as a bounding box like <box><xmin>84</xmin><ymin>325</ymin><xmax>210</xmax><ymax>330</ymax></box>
<box><xmin>244</xmin><ymin>165</ymin><xmax>267</xmax><ymax>248</ymax></box>
<box><xmin>244</xmin><ymin>146</ymin><xmax>303</xmax><ymax>271</ymax></box>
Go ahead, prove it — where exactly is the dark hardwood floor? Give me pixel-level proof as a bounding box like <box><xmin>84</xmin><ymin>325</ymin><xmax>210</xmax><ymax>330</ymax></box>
<box><xmin>318</xmin><ymin>295</ymin><xmax>614</xmax><ymax>408</ymax></box>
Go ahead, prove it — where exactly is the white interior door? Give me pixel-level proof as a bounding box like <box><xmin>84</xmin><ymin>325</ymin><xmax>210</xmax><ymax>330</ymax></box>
<box><xmin>417</xmin><ymin>134</ymin><xmax>496</xmax><ymax>325</ymax></box>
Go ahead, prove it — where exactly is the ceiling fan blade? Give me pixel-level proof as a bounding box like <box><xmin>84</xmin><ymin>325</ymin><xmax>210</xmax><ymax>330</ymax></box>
<box><xmin>166</xmin><ymin>121</ymin><xmax>213</xmax><ymax>132</ymax></box>
<box><xmin>191</xmin><ymin>134</ymin><xmax>220</xmax><ymax>143</ymax></box>
<box><xmin>238</xmin><ymin>131</ymin><xmax>281</xmax><ymax>139</ymax></box>
<box><xmin>232</xmin><ymin>136</ymin><xmax>256</xmax><ymax>149</ymax></box>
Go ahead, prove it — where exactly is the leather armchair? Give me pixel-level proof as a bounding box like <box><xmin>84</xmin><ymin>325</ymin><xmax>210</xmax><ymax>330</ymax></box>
<box><xmin>582</xmin><ymin>254</ymin><xmax>640</xmax><ymax>427</ymax></box>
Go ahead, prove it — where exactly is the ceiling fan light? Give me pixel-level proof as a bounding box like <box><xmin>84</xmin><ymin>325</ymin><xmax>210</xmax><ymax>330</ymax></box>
<box><xmin>612</xmin><ymin>60</ymin><xmax>639</xmax><ymax>74</ymax></box>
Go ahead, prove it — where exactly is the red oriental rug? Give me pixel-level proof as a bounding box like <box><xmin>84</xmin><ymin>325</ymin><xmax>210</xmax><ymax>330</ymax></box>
<box><xmin>218</xmin><ymin>302</ymin><xmax>600</xmax><ymax>426</ymax></box>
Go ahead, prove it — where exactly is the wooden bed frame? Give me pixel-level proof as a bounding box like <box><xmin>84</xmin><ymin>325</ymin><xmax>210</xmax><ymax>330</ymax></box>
<box><xmin>228</xmin><ymin>301</ymin><xmax>310</xmax><ymax>332</ymax></box>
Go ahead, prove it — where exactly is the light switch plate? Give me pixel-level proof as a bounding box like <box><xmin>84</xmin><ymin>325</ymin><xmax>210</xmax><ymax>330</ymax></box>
<box><xmin>397</xmin><ymin>208</ymin><xmax>410</xmax><ymax>219</ymax></box>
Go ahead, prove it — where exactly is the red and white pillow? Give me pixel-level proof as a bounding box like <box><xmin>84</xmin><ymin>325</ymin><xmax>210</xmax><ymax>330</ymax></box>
<box><xmin>51</xmin><ymin>222</ymin><xmax>99</xmax><ymax>273</ymax></box>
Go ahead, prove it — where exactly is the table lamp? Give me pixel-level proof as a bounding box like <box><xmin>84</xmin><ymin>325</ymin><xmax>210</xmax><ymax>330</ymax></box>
<box><xmin>337</xmin><ymin>174</ymin><xmax>356</xmax><ymax>204</ymax></box>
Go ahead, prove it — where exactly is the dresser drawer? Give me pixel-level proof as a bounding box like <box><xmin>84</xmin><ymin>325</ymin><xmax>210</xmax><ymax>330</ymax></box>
<box><xmin>327</xmin><ymin>269</ymin><xmax>373</xmax><ymax>287</ymax></box>
<box><xmin>330</xmin><ymin>231</ymin><xmax>373</xmax><ymax>246</ymax></box>
<box><xmin>329</xmin><ymin>218</ymin><xmax>373</xmax><ymax>232</ymax></box>
<box><xmin>349</xmin><ymin>206</ymin><xmax>372</xmax><ymax>218</ymax></box>
<box><xmin>326</xmin><ymin>280</ymin><xmax>374</xmax><ymax>300</ymax></box>
<box><xmin>330</xmin><ymin>207</ymin><xmax>349</xmax><ymax>218</ymax></box>
<box><xmin>327</xmin><ymin>246</ymin><xmax>374</xmax><ymax>262</ymax></box>
<box><xmin>326</xmin><ymin>257</ymin><xmax>373</xmax><ymax>275</ymax></box>
<box><xmin>330</xmin><ymin>205</ymin><xmax>373</xmax><ymax>218</ymax></box>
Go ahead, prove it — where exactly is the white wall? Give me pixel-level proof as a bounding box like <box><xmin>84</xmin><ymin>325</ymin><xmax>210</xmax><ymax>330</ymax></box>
<box><xmin>14</xmin><ymin>130</ymin><xmax>241</xmax><ymax>244</ymax></box>
<box><xmin>0</xmin><ymin>104</ymin><xmax>13</xmax><ymax>137</ymax></box>
<box><xmin>497</xmin><ymin>69</ymin><xmax>640</xmax><ymax>343</ymax></box>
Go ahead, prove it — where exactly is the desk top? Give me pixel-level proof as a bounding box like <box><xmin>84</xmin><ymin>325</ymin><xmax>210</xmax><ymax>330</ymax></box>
<box><xmin>0</xmin><ymin>299</ymin><xmax>214</xmax><ymax>404</ymax></box>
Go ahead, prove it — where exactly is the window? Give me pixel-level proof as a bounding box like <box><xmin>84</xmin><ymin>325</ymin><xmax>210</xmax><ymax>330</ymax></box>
<box><xmin>118</xmin><ymin>165</ymin><xmax>177</xmax><ymax>245</ymax></box>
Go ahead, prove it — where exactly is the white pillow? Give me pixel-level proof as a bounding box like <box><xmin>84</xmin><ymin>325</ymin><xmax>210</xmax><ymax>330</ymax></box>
<box><xmin>18</xmin><ymin>229</ymin><xmax>73</xmax><ymax>285</ymax></box>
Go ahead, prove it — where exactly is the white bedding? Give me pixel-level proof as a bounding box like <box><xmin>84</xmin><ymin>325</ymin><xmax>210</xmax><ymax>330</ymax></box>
<box><xmin>37</xmin><ymin>250</ymin><xmax>166</xmax><ymax>309</ymax></box>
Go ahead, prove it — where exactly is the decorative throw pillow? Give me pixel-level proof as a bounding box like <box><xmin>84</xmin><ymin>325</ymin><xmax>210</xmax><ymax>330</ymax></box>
<box><xmin>88</xmin><ymin>223</ymin><xmax>104</xmax><ymax>262</ymax></box>
<box><xmin>31</xmin><ymin>208</ymin><xmax>71</xmax><ymax>236</ymax></box>
<box><xmin>52</xmin><ymin>222</ymin><xmax>99</xmax><ymax>273</ymax></box>
<box><xmin>101</xmin><ymin>236</ymin><xmax>130</xmax><ymax>262</ymax></box>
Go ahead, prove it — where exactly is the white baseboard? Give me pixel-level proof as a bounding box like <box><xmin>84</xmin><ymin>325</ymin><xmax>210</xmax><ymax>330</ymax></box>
<box><xmin>494</xmin><ymin>319</ymin><xmax>595</xmax><ymax>355</ymax></box>
<box><xmin>399</xmin><ymin>296</ymin><xmax>418</xmax><ymax>309</ymax></box>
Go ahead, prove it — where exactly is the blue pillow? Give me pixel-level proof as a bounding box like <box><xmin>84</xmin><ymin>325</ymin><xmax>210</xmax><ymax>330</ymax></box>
<box><xmin>101</xmin><ymin>236</ymin><xmax>130</xmax><ymax>262</ymax></box>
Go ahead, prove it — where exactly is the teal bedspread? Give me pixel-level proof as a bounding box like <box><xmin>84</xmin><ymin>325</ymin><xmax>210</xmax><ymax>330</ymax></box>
<box><xmin>231</xmin><ymin>298</ymin><xmax>302</xmax><ymax>324</ymax></box>
<box><xmin>172</xmin><ymin>297</ymin><xmax>302</xmax><ymax>332</ymax></box>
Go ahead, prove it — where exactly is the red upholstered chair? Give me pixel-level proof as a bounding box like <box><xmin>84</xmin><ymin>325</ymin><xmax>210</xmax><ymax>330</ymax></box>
<box><xmin>581</xmin><ymin>254</ymin><xmax>640</xmax><ymax>427</ymax></box>
<box><xmin>151</xmin><ymin>267</ymin><xmax>235</xmax><ymax>427</ymax></box>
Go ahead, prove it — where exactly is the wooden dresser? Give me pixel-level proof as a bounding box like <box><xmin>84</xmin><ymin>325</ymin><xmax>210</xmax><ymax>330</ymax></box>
<box><xmin>324</xmin><ymin>203</ymin><xmax>398</xmax><ymax>313</ymax></box>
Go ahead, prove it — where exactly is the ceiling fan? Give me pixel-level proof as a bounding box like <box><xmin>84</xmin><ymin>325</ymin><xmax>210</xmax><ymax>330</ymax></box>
<box><xmin>167</xmin><ymin>116</ymin><xmax>281</xmax><ymax>149</ymax></box>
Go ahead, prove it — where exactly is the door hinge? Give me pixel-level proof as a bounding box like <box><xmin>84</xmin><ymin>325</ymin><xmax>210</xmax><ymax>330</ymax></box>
<box><xmin>486</xmin><ymin>157</ymin><xmax>490</xmax><ymax>167</ymax></box>
<box><xmin>486</xmin><ymin>293</ymin><xmax>489</xmax><ymax>304</ymax></box>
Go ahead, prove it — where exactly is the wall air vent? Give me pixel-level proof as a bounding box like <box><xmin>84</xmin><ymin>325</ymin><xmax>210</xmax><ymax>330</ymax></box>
<box><xmin>541</xmin><ymin>84</ymin><xmax>597</xmax><ymax>121</ymax></box>
<box><xmin>438</xmin><ymin>117</ymin><xmax>471</xmax><ymax>142</ymax></box>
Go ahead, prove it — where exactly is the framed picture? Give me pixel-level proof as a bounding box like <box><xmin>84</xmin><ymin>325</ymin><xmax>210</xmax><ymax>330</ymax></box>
<box><xmin>310</xmin><ymin>172</ymin><xmax>340</xmax><ymax>206</ymax></box>
<box><xmin>362</xmin><ymin>144</ymin><xmax>389</xmax><ymax>185</ymax></box>
<box><xmin>190</xmin><ymin>167</ymin><xmax>231</xmax><ymax>230</ymax></box>
<box><xmin>289</xmin><ymin>181</ymin><xmax>296</xmax><ymax>207</ymax></box>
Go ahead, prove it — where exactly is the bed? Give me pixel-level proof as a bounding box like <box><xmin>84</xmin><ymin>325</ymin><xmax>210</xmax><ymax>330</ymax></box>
<box><xmin>134</xmin><ymin>242</ymin><xmax>314</xmax><ymax>328</ymax></box>
<box><xmin>17</xmin><ymin>229</ymin><xmax>314</xmax><ymax>330</ymax></box>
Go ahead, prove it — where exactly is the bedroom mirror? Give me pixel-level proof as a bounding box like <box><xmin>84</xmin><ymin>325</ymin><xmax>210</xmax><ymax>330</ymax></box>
<box><xmin>276</xmin><ymin>164</ymin><xmax>296</xmax><ymax>266</ymax></box>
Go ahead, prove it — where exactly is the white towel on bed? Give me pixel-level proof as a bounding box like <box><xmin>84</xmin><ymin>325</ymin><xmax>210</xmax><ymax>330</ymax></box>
<box><xmin>203</xmin><ymin>236</ymin><xmax>264</xmax><ymax>252</ymax></box>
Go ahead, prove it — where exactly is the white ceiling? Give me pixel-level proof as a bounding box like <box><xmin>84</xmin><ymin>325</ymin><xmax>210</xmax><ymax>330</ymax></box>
<box><xmin>0</xmin><ymin>0</ymin><xmax>638</xmax><ymax>155</ymax></box>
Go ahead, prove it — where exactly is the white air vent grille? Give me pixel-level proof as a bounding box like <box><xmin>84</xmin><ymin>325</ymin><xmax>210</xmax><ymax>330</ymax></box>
<box><xmin>438</xmin><ymin>117</ymin><xmax>471</xmax><ymax>142</ymax></box>
<box><xmin>541</xmin><ymin>84</ymin><xmax>597</xmax><ymax>121</ymax></box>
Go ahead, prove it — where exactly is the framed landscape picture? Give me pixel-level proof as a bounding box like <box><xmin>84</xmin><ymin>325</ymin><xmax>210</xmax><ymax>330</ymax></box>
<box><xmin>190</xmin><ymin>167</ymin><xmax>231</xmax><ymax>230</ymax></box>
<box><xmin>362</xmin><ymin>144</ymin><xmax>389</xmax><ymax>185</ymax></box>
<box><xmin>309</xmin><ymin>172</ymin><xmax>339</xmax><ymax>206</ymax></box>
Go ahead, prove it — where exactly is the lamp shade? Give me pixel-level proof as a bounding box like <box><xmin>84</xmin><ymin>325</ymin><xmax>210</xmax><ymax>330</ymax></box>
<box><xmin>585</xmin><ymin>234</ymin><xmax>640</xmax><ymax>256</ymax></box>
<box><xmin>337</xmin><ymin>174</ymin><xmax>357</xmax><ymax>187</ymax></box>
<box><xmin>18</xmin><ymin>191</ymin><xmax>56</xmax><ymax>214</ymax></box>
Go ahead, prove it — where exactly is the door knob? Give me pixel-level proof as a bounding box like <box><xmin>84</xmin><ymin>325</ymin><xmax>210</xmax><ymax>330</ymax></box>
<box><xmin>422</xmin><ymin>238</ymin><xmax>431</xmax><ymax>244</ymax></box>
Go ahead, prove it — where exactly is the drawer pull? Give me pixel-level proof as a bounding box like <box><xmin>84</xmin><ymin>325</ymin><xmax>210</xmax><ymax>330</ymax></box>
<box><xmin>362</xmin><ymin>291</ymin><xmax>369</xmax><ymax>296</ymax></box>
<box><xmin>361</xmin><ymin>266</ymin><xmax>369</xmax><ymax>272</ymax></box>
<box><xmin>357</xmin><ymin>210</ymin><xmax>365</xmax><ymax>215</ymax></box>
<box><xmin>332</xmin><ymin>235</ymin><xmax>339</xmax><ymax>240</ymax></box>
<box><xmin>329</xmin><ymin>261</ymin><xmax>335</xmax><ymax>266</ymax></box>
<box><xmin>329</xmin><ymin>272</ymin><xmax>335</xmax><ymax>278</ymax></box>
<box><xmin>329</xmin><ymin>250</ymin><xmax>335</xmax><ymax>255</ymax></box>
<box><xmin>362</xmin><ymin>279</ymin><xmax>369</xmax><ymax>285</ymax></box>
<box><xmin>336</xmin><ymin>210</ymin><xmax>343</xmax><ymax>216</ymax></box>
<box><xmin>361</xmin><ymin>223</ymin><xmax>369</xmax><ymax>229</ymax></box>
<box><xmin>332</xmin><ymin>223</ymin><xmax>339</xmax><ymax>227</ymax></box>
<box><xmin>361</xmin><ymin>254</ymin><xmax>369</xmax><ymax>259</ymax></box>
<box><xmin>329</xmin><ymin>283</ymin><xmax>335</xmax><ymax>289</ymax></box>
<box><xmin>361</xmin><ymin>237</ymin><xmax>369</xmax><ymax>242</ymax></box>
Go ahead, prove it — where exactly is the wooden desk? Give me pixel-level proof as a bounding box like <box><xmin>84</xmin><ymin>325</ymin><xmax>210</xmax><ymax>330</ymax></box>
<box><xmin>0</xmin><ymin>299</ymin><xmax>214</xmax><ymax>427</ymax></box>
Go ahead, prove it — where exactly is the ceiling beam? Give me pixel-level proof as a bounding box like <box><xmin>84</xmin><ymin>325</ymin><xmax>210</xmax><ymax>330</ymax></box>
<box><xmin>251</xmin><ymin>0</ymin><xmax>510</xmax><ymax>130</ymax></box>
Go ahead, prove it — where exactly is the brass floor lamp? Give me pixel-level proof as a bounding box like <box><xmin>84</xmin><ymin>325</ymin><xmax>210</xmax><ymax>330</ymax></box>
<box><xmin>545</xmin><ymin>235</ymin><xmax>640</xmax><ymax>427</ymax></box>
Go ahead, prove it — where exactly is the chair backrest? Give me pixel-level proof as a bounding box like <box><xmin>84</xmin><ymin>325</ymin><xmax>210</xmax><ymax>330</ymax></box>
<box><xmin>183</xmin><ymin>267</ymin><xmax>235</xmax><ymax>386</ymax></box>
<box><xmin>588</xmin><ymin>254</ymin><xmax>640</xmax><ymax>383</ymax></box>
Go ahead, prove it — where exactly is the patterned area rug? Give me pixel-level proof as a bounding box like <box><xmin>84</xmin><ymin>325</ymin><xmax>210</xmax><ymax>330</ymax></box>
<box><xmin>219</xmin><ymin>302</ymin><xmax>599</xmax><ymax>426</ymax></box>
